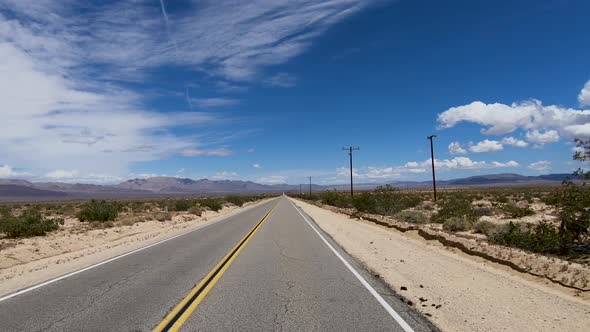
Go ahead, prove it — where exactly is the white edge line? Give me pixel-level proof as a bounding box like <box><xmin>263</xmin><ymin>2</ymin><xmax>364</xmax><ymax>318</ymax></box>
<box><xmin>288</xmin><ymin>199</ymin><xmax>415</xmax><ymax>332</ymax></box>
<box><xmin>0</xmin><ymin>199</ymin><xmax>276</xmax><ymax>303</ymax></box>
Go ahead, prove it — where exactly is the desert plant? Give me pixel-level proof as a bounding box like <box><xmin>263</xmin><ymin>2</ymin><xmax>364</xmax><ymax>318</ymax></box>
<box><xmin>171</xmin><ymin>199</ymin><xmax>196</xmax><ymax>212</ymax></box>
<box><xmin>443</xmin><ymin>217</ymin><xmax>473</xmax><ymax>232</ymax></box>
<box><xmin>473</xmin><ymin>220</ymin><xmax>497</xmax><ymax>236</ymax></box>
<box><xmin>224</xmin><ymin>195</ymin><xmax>247</xmax><ymax>207</ymax></box>
<box><xmin>200</xmin><ymin>198</ymin><xmax>223</xmax><ymax>212</ymax></box>
<box><xmin>77</xmin><ymin>200</ymin><xmax>120</xmax><ymax>222</ymax></box>
<box><xmin>0</xmin><ymin>209</ymin><xmax>60</xmax><ymax>238</ymax></box>
<box><xmin>500</xmin><ymin>204</ymin><xmax>535</xmax><ymax>218</ymax></box>
<box><xmin>394</xmin><ymin>210</ymin><xmax>429</xmax><ymax>224</ymax></box>
<box><xmin>188</xmin><ymin>206</ymin><xmax>202</xmax><ymax>216</ymax></box>
<box><xmin>154</xmin><ymin>212</ymin><xmax>172</xmax><ymax>222</ymax></box>
<box><xmin>433</xmin><ymin>196</ymin><xmax>476</xmax><ymax>223</ymax></box>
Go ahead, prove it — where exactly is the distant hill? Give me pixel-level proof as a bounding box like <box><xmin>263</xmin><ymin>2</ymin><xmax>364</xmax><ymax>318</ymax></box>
<box><xmin>0</xmin><ymin>173</ymin><xmax>577</xmax><ymax>201</ymax></box>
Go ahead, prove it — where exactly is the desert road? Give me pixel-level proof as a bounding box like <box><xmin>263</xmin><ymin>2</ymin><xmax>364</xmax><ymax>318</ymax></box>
<box><xmin>0</xmin><ymin>196</ymin><xmax>435</xmax><ymax>331</ymax></box>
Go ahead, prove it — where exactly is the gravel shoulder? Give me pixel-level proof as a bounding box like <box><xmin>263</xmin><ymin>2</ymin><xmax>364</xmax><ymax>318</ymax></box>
<box><xmin>292</xmin><ymin>198</ymin><xmax>590</xmax><ymax>332</ymax></box>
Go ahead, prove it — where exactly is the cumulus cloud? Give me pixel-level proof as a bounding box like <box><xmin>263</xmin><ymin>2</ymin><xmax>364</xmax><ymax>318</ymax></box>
<box><xmin>336</xmin><ymin>157</ymin><xmax>519</xmax><ymax>181</ymax></box>
<box><xmin>0</xmin><ymin>165</ymin><xmax>30</xmax><ymax>178</ymax></box>
<box><xmin>257</xmin><ymin>175</ymin><xmax>288</xmax><ymax>185</ymax></box>
<box><xmin>580</xmin><ymin>80</ymin><xmax>590</xmax><ymax>106</ymax></box>
<box><xmin>45</xmin><ymin>169</ymin><xmax>81</xmax><ymax>180</ymax></box>
<box><xmin>528</xmin><ymin>160</ymin><xmax>551</xmax><ymax>172</ymax></box>
<box><xmin>437</xmin><ymin>99</ymin><xmax>590</xmax><ymax>138</ymax></box>
<box><xmin>469</xmin><ymin>140</ymin><xmax>504</xmax><ymax>153</ymax></box>
<box><xmin>525</xmin><ymin>130</ymin><xmax>559</xmax><ymax>144</ymax></box>
<box><xmin>501</xmin><ymin>137</ymin><xmax>529</xmax><ymax>148</ymax></box>
<box><xmin>252</xmin><ymin>164</ymin><xmax>262</xmax><ymax>169</ymax></box>
<box><xmin>448</xmin><ymin>142</ymin><xmax>467</xmax><ymax>155</ymax></box>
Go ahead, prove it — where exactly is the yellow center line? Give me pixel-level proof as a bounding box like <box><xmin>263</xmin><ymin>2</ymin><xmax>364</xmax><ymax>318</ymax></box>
<box><xmin>153</xmin><ymin>200</ymin><xmax>279</xmax><ymax>332</ymax></box>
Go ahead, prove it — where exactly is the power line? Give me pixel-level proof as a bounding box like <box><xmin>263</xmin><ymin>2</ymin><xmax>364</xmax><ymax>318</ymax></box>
<box><xmin>342</xmin><ymin>146</ymin><xmax>359</xmax><ymax>198</ymax></box>
<box><xmin>427</xmin><ymin>135</ymin><xmax>437</xmax><ymax>201</ymax></box>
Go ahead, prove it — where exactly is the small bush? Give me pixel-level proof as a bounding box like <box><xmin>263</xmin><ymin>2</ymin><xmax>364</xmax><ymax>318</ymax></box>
<box><xmin>200</xmin><ymin>198</ymin><xmax>223</xmax><ymax>212</ymax></box>
<box><xmin>433</xmin><ymin>197</ymin><xmax>476</xmax><ymax>223</ymax></box>
<box><xmin>501</xmin><ymin>204</ymin><xmax>535</xmax><ymax>218</ymax></box>
<box><xmin>394</xmin><ymin>210</ymin><xmax>429</xmax><ymax>224</ymax></box>
<box><xmin>473</xmin><ymin>220</ymin><xmax>497</xmax><ymax>236</ymax></box>
<box><xmin>443</xmin><ymin>217</ymin><xmax>473</xmax><ymax>232</ymax></box>
<box><xmin>172</xmin><ymin>199</ymin><xmax>195</xmax><ymax>212</ymax></box>
<box><xmin>0</xmin><ymin>209</ymin><xmax>60</xmax><ymax>238</ymax></box>
<box><xmin>155</xmin><ymin>212</ymin><xmax>171</xmax><ymax>222</ymax></box>
<box><xmin>225</xmin><ymin>195</ymin><xmax>247</xmax><ymax>207</ymax></box>
<box><xmin>473</xmin><ymin>206</ymin><xmax>495</xmax><ymax>217</ymax></box>
<box><xmin>489</xmin><ymin>221</ymin><xmax>561</xmax><ymax>253</ymax></box>
<box><xmin>77</xmin><ymin>200</ymin><xmax>120</xmax><ymax>222</ymax></box>
<box><xmin>188</xmin><ymin>206</ymin><xmax>202</xmax><ymax>216</ymax></box>
<box><xmin>353</xmin><ymin>186</ymin><xmax>422</xmax><ymax>216</ymax></box>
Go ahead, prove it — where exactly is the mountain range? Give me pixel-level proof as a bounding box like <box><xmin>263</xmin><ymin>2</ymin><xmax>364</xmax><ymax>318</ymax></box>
<box><xmin>0</xmin><ymin>173</ymin><xmax>576</xmax><ymax>201</ymax></box>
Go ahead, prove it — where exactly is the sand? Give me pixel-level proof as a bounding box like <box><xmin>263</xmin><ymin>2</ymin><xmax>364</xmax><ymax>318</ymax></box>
<box><xmin>0</xmin><ymin>200</ymin><xmax>269</xmax><ymax>297</ymax></box>
<box><xmin>292</xmin><ymin>198</ymin><xmax>590</xmax><ymax>332</ymax></box>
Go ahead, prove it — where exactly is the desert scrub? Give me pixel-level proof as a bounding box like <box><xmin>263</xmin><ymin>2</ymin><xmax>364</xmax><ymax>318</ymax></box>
<box><xmin>77</xmin><ymin>200</ymin><xmax>120</xmax><ymax>222</ymax></box>
<box><xmin>353</xmin><ymin>186</ymin><xmax>422</xmax><ymax>215</ymax></box>
<box><xmin>154</xmin><ymin>212</ymin><xmax>172</xmax><ymax>222</ymax></box>
<box><xmin>0</xmin><ymin>208</ymin><xmax>61</xmax><ymax>238</ymax></box>
<box><xmin>473</xmin><ymin>220</ymin><xmax>498</xmax><ymax>236</ymax></box>
<box><xmin>199</xmin><ymin>198</ymin><xmax>223</xmax><ymax>212</ymax></box>
<box><xmin>224</xmin><ymin>195</ymin><xmax>248</xmax><ymax>207</ymax></box>
<box><xmin>500</xmin><ymin>204</ymin><xmax>535</xmax><ymax>218</ymax></box>
<box><xmin>171</xmin><ymin>199</ymin><xmax>196</xmax><ymax>212</ymax></box>
<box><xmin>489</xmin><ymin>221</ymin><xmax>561</xmax><ymax>253</ymax></box>
<box><xmin>188</xmin><ymin>206</ymin><xmax>202</xmax><ymax>216</ymax></box>
<box><xmin>432</xmin><ymin>196</ymin><xmax>476</xmax><ymax>223</ymax></box>
<box><xmin>442</xmin><ymin>217</ymin><xmax>473</xmax><ymax>232</ymax></box>
<box><xmin>394</xmin><ymin>210</ymin><xmax>429</xmax><ymax>224</ymax></box>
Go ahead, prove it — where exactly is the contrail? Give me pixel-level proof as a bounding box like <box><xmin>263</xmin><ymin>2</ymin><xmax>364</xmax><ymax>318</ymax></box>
<box><xmin>158</xmin><ymin>0</ymin><xmax>179</xmax><ymax>54</ymax></box>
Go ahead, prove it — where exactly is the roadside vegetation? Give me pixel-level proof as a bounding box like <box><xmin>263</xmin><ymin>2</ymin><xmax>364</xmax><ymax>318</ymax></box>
<box><xmin>293</xmin><ymin>139</ymin><xmax>590</xmax><ymax>259</ymax></box>
<box><xmin>0</xmin><ymin>194</ymin><xmax>271</xmax><ymax>239</ymax></box>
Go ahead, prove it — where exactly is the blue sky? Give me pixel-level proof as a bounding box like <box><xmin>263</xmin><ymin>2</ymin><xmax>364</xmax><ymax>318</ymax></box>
<box><xmin>1</xmin><ymin>0</ymin><xmax>590</xmax><ymax>185</ymax></box>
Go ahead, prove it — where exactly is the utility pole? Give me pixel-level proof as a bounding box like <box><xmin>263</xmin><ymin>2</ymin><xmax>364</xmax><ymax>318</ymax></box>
<box><xmin>427</xmin><ymin>135</ymin><xmax>437</xmax><ymax>201</ymax></box>
<box><xmin>299</xmin><ymin>184</ymin><xmax>302</xmax><ymax>195</ymax></box>
<box><xmin>308</xmin><ymin>176</ymin><xmax>312</xmax><ymax>196</ymax></box>
<box><xmin>342</xmin><ymin>146</ymin><xmax>360</xmax><ymax>199</ymax></box>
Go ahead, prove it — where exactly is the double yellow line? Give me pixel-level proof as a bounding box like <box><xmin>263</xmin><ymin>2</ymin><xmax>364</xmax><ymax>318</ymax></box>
<box><xmin>153</xmin><ymin>201</ymin><xmax>278</xmax><ymax>332</ymax></box>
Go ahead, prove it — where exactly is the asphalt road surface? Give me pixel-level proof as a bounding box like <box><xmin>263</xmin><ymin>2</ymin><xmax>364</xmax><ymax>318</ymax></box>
<box><xmin>0</xmin><ymin>196</ymin><xmax>436</xmax><ymax>331</ymax></box>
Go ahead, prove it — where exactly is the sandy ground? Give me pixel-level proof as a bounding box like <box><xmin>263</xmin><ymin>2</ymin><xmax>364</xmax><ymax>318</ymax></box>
<box><xmin>0</xmin><ymin>200</ymin><xmax>269</xmax><ymax>297</ymax></box>
<box><xmin>292</xmin><ymin>198</ymin><xmax>590</xmax><ymax>332</ymax></box>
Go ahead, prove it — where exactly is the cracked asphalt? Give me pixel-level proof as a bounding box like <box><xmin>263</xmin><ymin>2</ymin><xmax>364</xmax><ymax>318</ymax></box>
<box><xmin>0</xmin><ymin>196</ymin><xmax>436</xmax><ymax>331</ymax></box>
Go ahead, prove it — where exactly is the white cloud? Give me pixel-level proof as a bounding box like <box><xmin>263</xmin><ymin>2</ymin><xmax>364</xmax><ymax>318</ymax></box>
<box><xmin>469</xmin><ymin>140</ymin><xmax>504</xmax><ymax>153</ymax></box>
<box><xmin>191</xmin><ymin>98</ymin><xmax>238</xmax><ymax>108</ymax></box>
<box><xmin>1</xmin><ymin>0</ymin><xmax>376</xmax><ymax>181</ymax></box>
<box><xmin>257</xmin><ymin>175</ymin><xmax>287</xmax><ymax>185</ymax></box>
<box><xmin>252</xmin><ymin>164</ymin><xmax>262</xmax><ymax>169</ymax></box>
<box><xmin>448</xmin><ymin>142</ymin><xmax>467</xmax><ymax>154</ymax></box>
<box><xmin>45</xmin><ymin>169</ymin><xmax>80</xmax><ymax>180</ymax></box>
<box><xmin>579</xmin><ymin>80</ymin><xmax>590</xmax><ymax>106</ymax></box>
<box><xmin>0</xmin><ymin>165</ymin><xmax>30</xmax><ymax>178</ymax></box>
<box><xmin>265</xmin><ymin>73</ymin><xmax>297</xmax><ymax>88</ymax></box>
<box><xmin>525</xmin><ymin>130</ymin><xmax>559</xmax><ymax>144</ymax></box>
<box><xmin>180</xmin><ymin>148</ymin><xmax>233</xmax><ymax>157</ymax></box>
<box><xmin>501</xmin><ymin>137</ymin><xmax>529</xmax><ymax>148</ymax></box>
<box><xmin>247</xmin><ymin>148</ymin><xmax>256</xmax><ymax>153</ymax></box>
<box><xmin>336</xmin><ymin>157</ymin><xmax>519</xmax><ymax>181</ymax></box>
<box><xmin>212</xmin><ymin>171</ymin><xmax>239</xmax><ymax>180</ymax></box>
<box><xmin>528</xmin><ymin>160</ymin><xmax>551</xmax><ymax>172</ymax></box>
<box><xmin>438</xmin><ymin>99</ymin><xmax>590</xmax><ymax>138</ymax></box>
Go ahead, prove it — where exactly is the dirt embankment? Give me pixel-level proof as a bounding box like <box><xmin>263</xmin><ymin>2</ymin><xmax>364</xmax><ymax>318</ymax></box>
<box><xmin>292</xmin><ymin>198</ymin><xmax>590</xmax><ymax>332</ymax></box>
<box><xmin>0</xmin><ymin>200</ymin><xmax>267</xmax><ymax>297</ymax></box>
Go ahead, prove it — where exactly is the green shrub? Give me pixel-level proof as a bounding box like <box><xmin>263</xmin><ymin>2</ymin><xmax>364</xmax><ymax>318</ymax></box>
<box><xmin>433</xmin><ymin>196</ymin><xmax>476</xmax><ymax>223</ymax></box>
<box><xmin>155</xmin><ymin>212</ymin><xmax>171</xmax><ymax>222</ymax></box>
<box><xmin>489</xmin><ymin>221</ymin><xmax>561</xmax><ymax>253</ymax></box>
<box><xmin>473</xmin><ymin>220</ymin><xmax>497</xmax><ymax>236</ymax></box>
<box><xmin>171</xmin><ymin>199</ymin><xmax>195</xmax><ymax>212</ymax></box>
<box><xmin>200</xmin><ymin>198</ymin><xmax>223</xmax><ymax>212</ymax></box>
<box><xmin>394</xmin><ymin>210</ymin><xmax>429</xmax><ymax>224</ymax></box>
<box><xmin>188</xmin><ymin>206</ymin><xmax>202</xmax><ymax>216</ymax></box>
<box><xmin>443</xmin><ymin>217</ymin><xmax>473</xmax><ymax>232</ymax></box>
<box><xmin>501</xmin><ymin>204</ymin><xmax>535</xmax><ymax>218</ymax></box>
<box><xmin>224</xmin><ymin>195</ymin><xmax>247</xmax><ymax>207</ymax></box>
<box><xmin>0</xmin><ymin>209</ymin><xmax>60</xmax><ymax>238</ymax></box>
<box><xmin>77</xmin><ymin>200</ymin><xmax>120</xmax><ymax>222</ymax></box>
<box><xmin>473</xmin><ymin>206</ymin><xmax>495</xmax><ymax>217</ymax></box>
<box><xmin>353</xmin><ymin>186</ymin><xmax>422</xmax><ymax>215</ymax></box>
